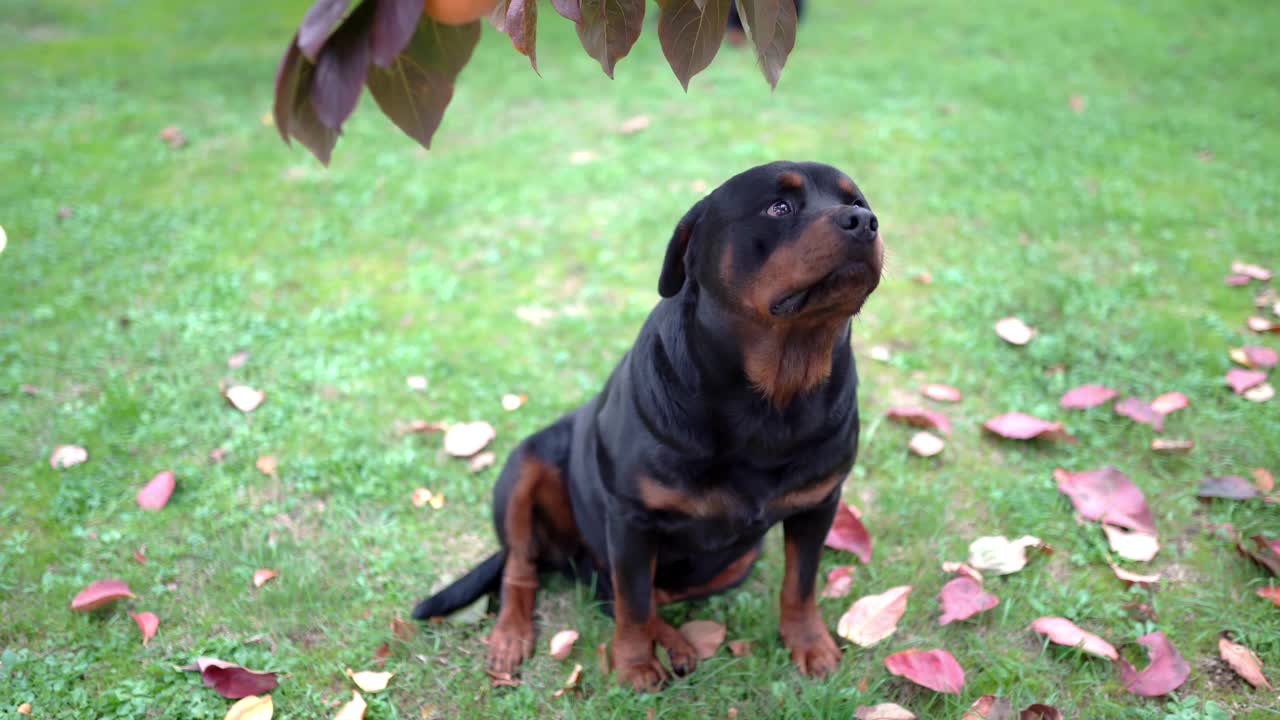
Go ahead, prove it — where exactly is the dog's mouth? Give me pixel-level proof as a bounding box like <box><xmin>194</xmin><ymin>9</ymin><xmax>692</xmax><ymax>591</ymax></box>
<box><xmin>769</xmin><ymin>259</ymin><xmax>879</xmax><ymax>318</ymax></box>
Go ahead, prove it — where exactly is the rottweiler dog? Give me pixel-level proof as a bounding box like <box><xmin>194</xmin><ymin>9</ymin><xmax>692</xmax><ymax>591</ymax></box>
<box><xmin>413</xmin><ymin>161</ymin><xmax>882</xmax><ymax>691</ymax></box>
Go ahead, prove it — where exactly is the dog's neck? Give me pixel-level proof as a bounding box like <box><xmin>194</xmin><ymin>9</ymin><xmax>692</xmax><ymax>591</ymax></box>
<box><xmin>682</xmin><ymin>287</ymin><xmax>852</xmax><ymax>409</ymax></box>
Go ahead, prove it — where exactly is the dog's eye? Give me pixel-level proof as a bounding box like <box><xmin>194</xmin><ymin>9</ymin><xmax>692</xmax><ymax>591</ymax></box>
<box><xmin>766</xmin><ymin>200</ymin><xmax>793</xmax><ymax>217</ymax></box>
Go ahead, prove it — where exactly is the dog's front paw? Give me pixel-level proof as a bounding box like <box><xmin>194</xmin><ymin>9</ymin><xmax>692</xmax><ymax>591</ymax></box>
<box><xmin>653</xmin><ymin>621</ymin><xmax>699</xmax><ymax>676</ymax></box>
<box><xmin>780</xmin><ymin>615</ymin><xmax>842</xmax><ymax>677</ymax></box>
<box><xmin>486</xmin><ymin>624</ymin><xmax>535</xmax><ymax>677</ymax></box>
<box><xmin>615</xmin><ymin>656</ymin><xmax>670</xmax><ymax>692</ymax></box>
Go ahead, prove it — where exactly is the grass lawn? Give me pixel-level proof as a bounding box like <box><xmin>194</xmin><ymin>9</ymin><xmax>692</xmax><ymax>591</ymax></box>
<box><xmin>3</xmin><ymin>0</ymin><xmax>1279</xmax><ymax>717</ymax></box>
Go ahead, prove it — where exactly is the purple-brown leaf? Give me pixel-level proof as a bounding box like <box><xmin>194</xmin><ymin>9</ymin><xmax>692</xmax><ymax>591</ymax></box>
<box><xmin>370</xmin><ymin>0</ymin><xmax>423</xmax><ymax>67</ymax></box>
<box><xmin>185</xmin><ymin>657</ymin><xmax>280</xmax><ymax>699</ymax></box>
<box><xmin>311</xmin><ymin>1</ymin><xmax>374</xmax><ymax>131</ymax></box>
<box><xmin>505</xmin><ymin>0</ymin><xmax>538</xmax><ymax>71</ymax></box>
<box><xmin>736</xmin><ymin>0</ymin><xmax>798</xmax><ymax>89</ymax></box>
<box><xmin>658</xmin><ymin>0</ymin><xmax>731</xmax><ymax>91</ymax></box>
<box><xmin>551</xmin><ymin>0</ymin><xmax>582</xmax><ymax>22</ymax></box>
<box><xmin>575</xmin><ymin>0</ymin><xmax>646</xmax><ymax>78</ymax></box>
<box><xmin>1198</xmin><ymin>475</ymin><xmax>1260</xmax><ymax>500</ymax></box>
<box><xmin>274</xmin><ymin>38</ymin><xmax>339</xmax><ymax>163</ymax></box>
<box><xmin>299</xmin><ymin>0</ymin><xmax>355</xmax><ymax>60</ymax></box>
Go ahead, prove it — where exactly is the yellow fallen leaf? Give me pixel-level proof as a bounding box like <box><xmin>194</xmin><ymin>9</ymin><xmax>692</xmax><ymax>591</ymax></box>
<box><xmin>346</xmin><ymin>668</ymin><xmax>394</xmax><ymax>693</ymax></box>
<box><xmin>428</xmin><ymin>493</ymin><xmax>445</xmax><ymax>510</ymax></box>
<box><xmin>411</xmin><ymin>488</ymin><xmax>433</xmax><ymax>508</ymax></box>
<box><xmin>224</xmin><ymin>694</ymin><xmax>273</xmax><ymax>720</ymax></box>
<box><xmin>333</xmin><ymin>691</ymin><xmax>367</xmax><ymax>720</ymax></box>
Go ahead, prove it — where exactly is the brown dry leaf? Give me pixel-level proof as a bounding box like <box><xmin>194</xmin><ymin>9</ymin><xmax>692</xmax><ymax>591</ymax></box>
<box><xmin>228</xmin><ymin>351</ymin><xmax>250</xmax><ymax>369</ymax></box>
<box><xmin>159</xmin><ymin>125</ymin><xmax>187</xmax><ymax>148</ymax></box>
<box><xmin>225</xmin><ymin>385</ymin><xmax>266</xmax><ymax>413</ymax></box>
<box><xmin>1069</xmin><ymin>94</ymin><xmax>1086</xmax><ymax>113</ymax></box>
<box><xmin>406</xmin><ymin>375</ymin><xmax>428</xmax><ymax>391</ymax></box>
<box><xmin>411</xmin><ymin>488</ymin><xmax>433</xmax><ymax>508</ymax></box>
<box><xmin>224</xmin><ymin>695</ymin><xmax>274</xmax><ymax>720</ymax></box>
<box><xmin>501</xmin><ymin>393</ymin><xmax>527</xmax><ymax>411</ymax></box>
<box><xmin>1020</xmin><ymin>704</ymin><xmax>1063</xmax><ymax>720</ymax></box>
<box><xmin>17</xmin><ymin>704</ymin><xmax>32</xmax><ymax>716</ymax></box>
<box><xmin>1218</xmin><ymin>635</ymin><xmax>1270</xmax><ymax>689</ymax></box>
<box><xmin>469</xmin><ymin>451</ymin><xmax>497</xmax><ymax>473</ymax></box>
<box><xmin>1150</xmin><ymin>438</ymin><xmax>1194</xmax><ymax>454</ymax></box>
<box><xmin>995</xmin><ymin>316</ymin><xmax>1035</xmax><ymax>345</ymax></box>
<box><xmin>549</xmin><ymin>629</ymin><xmax>579</xmax><ymax>660</ymax></box>
<box><xmin>255</xmin><ymin>456</ymin><xmax>279</xmax><ymax>477</ymax></box>
<box><xmin>443</xmin><ymin>421</ymin><xmax>496</xmax><ymax>457</ymax></box>
<box><xmin>679</xmin><ymin>619</ymin><xmax>726</xmax><ymax>659</ymax></box>
<box><xmin>854</xmin><ymin>703</ymin><xmax>916</xmax><ymax>719</ymax></box>
<box><xmin>1107</xmin><ymin>560</ymin><xmax>1160</xmax><ymax>585</ymax></box>
<box><xmin>346</xmin><ymin>668</ymin><xmax>394</xmax><ymax>693</ymax></box>
<box><xmin>1244</xmin><ymin>383</ymin><xmax>1274</xmax><ymax>402</ymax></box>
<box><xmin>50</xmin><ymin>444</ymin><xmax>88</xmax><ymax>469</ymax></box>
<box><xmin>1254</xmin><ymin>468</ymin><xmax>1275</xmax><ymax>493</ymax></box>
<box><xmin>619</xmin><ymin>115</ymin><xmax>651</xmax><ymax>134</ymax></box>
<box><xmin>908</xmin><ymin>431</ymin><xmax>945</xmax><ymax>457</ymax></box>
<box><xmin>836</xmin><ymin>586</ymin><xmax>912</xmax><ymax>647</ymax></box>
<box><xmin>332</xmin><ymin>690</ymin><xmax>367</xmax><ymax>720</ymax></box>
<box><xmin>391</xmin><ymin>617</ymin><xmax>416</xmax><ymax>642</ymax></box>
<box><xmin>1103</xmin><ymin>524</ymin><xmax>1159</xmax><ymax>562</ymax></box>
<box><xmin>728</xmin><ymin>640</ymin><xmax>753</xmax><ymax>657</ymax></box>
<box><xmin>596</xmin><ymin>641</ymin><xmax>611</xmax><ymax>676</ymax></box>
<box><xmin>253</xmin><ymin>569</ymin><xmax>279</xmax><ymax>588</ymax></box>
<box><xmin>552</xmin><ymin>663</ymin><xmax>584</xmax><ymax>698</ymax></box>
<box><xmin>968</xmin><ymin>535</ymin><xmax>1044</xmax><ymax>575</ymax></box>
<box><xmin>942</xmin><ymin>561</ymin><xmax>984</xmax><ymax>583</ymax></box>
<box><xmin>920</xmin><ymin>384</ymin><xmax>963</xmax><ymax>402</ymax></box>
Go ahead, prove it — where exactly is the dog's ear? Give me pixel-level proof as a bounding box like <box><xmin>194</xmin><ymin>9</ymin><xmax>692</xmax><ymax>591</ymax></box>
<box><xmin>658</xmin><ymin>198</ymin><xmax>708</xmax><ymax>298</ymax></box>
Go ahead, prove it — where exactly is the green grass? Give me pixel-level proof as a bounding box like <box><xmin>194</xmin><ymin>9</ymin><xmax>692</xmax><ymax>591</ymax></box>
<box><xmin>2</xmin><ymin>0</ymin><xmax>1278</xmax><ymax>717</ymax></box>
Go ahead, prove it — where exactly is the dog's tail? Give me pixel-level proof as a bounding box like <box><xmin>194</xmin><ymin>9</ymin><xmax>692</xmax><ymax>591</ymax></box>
<box><xmin>412</xmin><ymin>550</ymin><xmax>506</xmax><ymax>620</ymax></box>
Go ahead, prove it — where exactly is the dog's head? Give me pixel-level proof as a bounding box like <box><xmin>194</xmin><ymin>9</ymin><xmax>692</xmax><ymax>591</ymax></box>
<box><xmin>659</xmin><ymin>161</ymin><xmax>882</xmax><ymax>325</ymax></box>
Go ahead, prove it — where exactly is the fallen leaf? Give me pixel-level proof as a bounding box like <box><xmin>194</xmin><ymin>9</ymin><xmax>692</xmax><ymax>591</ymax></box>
<box><xmin>854</xmin><ymin>703</ymin><xmax>916</xmax><ymax>719</ymax></box>
<box><xmin>159</xmin><ymin>125</ymin><xmax>187</xmax><ymax>148</ymax></box>
<box><xmin>1053</xmin><ymin>466</ymin><xmax>1156</xmax><ymax>534</ymax></box>
<box><xmin>501</xmin><ymin>393</ymin><xmax>526</xmax><ymax>411</ymax></box>
<box><xmin>868</xmin><ymin>344</ymin><xmax>892</xmax><ymax>362</ymax></box>
<box><xmin>728</xmin><ymin>639</ymin><xmax>753</xmax><ymax>656</ymax></box>
<box><xmin>406</xmin><ymin>375</ymin><xmax>428</xmax><ymax>391</ymax></box>
<box><xmin>391</xmin><ymin>617</ymin><xmax>416</xmax><ymax>641</ymax></box>
<box><xmin>1103</xmin><ymin>524</ymin><xmax>1160</xmax><ymax>561</ymax></box>
<box><xmin>16</xmin><ymin>704</ymin><xmax>31</xmax><ymax>716</ymax></box>
<box><xmin>134</xmin><ymin>546</ymin><xmax>147</xmax><ymax>564</ymax></box>
<box><xmin>253</xmin><ymin>569</ymin><xmax>278</xmax><ymax>588</ymax></box>
<box><xmin>596</xmin><ymin>642</ymin><xmax>611</xmax><ymax>676</ymax></box>
<box><xmin>962</xmin><ymin>695</ymin><xmax>1012</xmax><ymax>719</ymax></box>
<box><xmin>883</xmin><ymin>648</ymin><xmax>965</xmax><ymax>694</ymax></box>
<box><xmin>184</xmin><ymin>657</ymin><xmax>279</xmax><ymax>699</ymax></box>
<box><xmin>618</xmin><ymin>115</ymin><xmax>650</xmax><ymax>134</ymax></box>
<box><xmin>1199</xmin><ymin>475</ymin><xmax>1259</xmax><ymax>500</ymax></box>
<box><xmin>983</xmin><ymin>413</ymin><xmax>1077</xmax><ymax>443</ymax></box>
<box><xmin>824</xmin><ymin>500</ymin><xmax>873</xmax><ymax>562</ymax></box>
<box><xmin>1232</xmin><ymin>260</ymin><xmax>1273</xmax><ymax>281</ymax></box>
<box><xmin>398</xmin><ymin>419</ymin><xmax>448</xmax><ymax>435</ymax></box>
<box><xmin>333</xmin><ymin>690</ymin><xmax>367</xmax><ymax>720</ymax></box>
<box><xmin>130</xmin><ymin>611</ymin><xmax>159</xmax><ymax>645</ymax></box>
<box><xmin>1254</xmin><ymin>468</ymin><xmax>1275</xmax><ymax>493</ymax></box>
<box><xmin>836</xmin><ymin>586</ymin><xmax>912</xmax><ymax>647</ymax></box>
<box><xmin>913</xmin><ymin>270</ymin><xmax>933</xmax><ymax>284</ymax></box>
<box><xmin>225</xmin><ymin>385</ymin><xmax>266</xmax><ymax>413</ymax></box>
<box><xmin>227</xmin><ymin>351</ymin><xmax>250</xmax><ymax>369</ymax></box>
<box><xmin>1029</xmin><ymin>617</ymin><xmax>1118</xmax><ymax>660</ymax></box>
<box><xmin>907</xmin><ymin>431</ymin><xmax>945</xmax><ymax>457</ymax></box>
<box><xmin>1239</xmin><ymin>535</ymin><xmax>1280</xmax><ymax>576</ymax></box>
<box><xmin>210</xmin><ymin>447</ymin><xmax>229</xmax><ymax>463</ymax></box>
<box><xmin>1059</xmin><ymin>384</ymin><xmax>1117</xmax><ymax>409</ymax></box>
<box><xmin>941</xmin><ymin>561</ymin><xmax>984</xmax><ymax>583</ymax></box>
<box><xmin>1019</xmin><ymin>704</ymin><xmax>1063</xmax><ymax>720</ymax></box>
<box><xmin>1218</xmin><ymin>635</ymin><xmax>1270</xmax><ymax>689</ymax></box>
<box><xmin>968</xmin><ymin>535</ymin><xmax>1044</xmax><ymax>576</ymax></box>
<box><xmin>1257</xmin><ymin>587</ymin><xmax>1280</xmax><ymax>606</ymax></box>
<box><xmin>224</xmin><ymin>694</ymin><xmax>274</xmax><ymax>720</ymax></box>
<box><xmin>411</xmin><ymin>488</ymin><xmax>434</xmax><ymax>508</ymax></box>
<box><xmin>552</xmin><ymin>663</ymin><xmax>583</xmax><ymax>698</ymax></box>
<box><xmin>1068</xmin><ymin>94</ymin><xmax>1086</xmax><ymax>113</ymax></box>
<box><xmin>1244</xmin><ymin>383</ymin><xmax>1274</xmax><ymax>402</ymax></box>
<box><xmin>885</xmin><ymin>407</ymin><xmax>952</xmax><ymax>436</ymax></box>
<box><xmin>820</xmin><ymin>565</ymin><xmax>855</xmax><ymax>599</ymax></box>
<box><xmin>50</xmin><ymin>444</ymin><xmax>88</xmax><ymax>469</ymax></box>
<box><xmin>1149</xmin><ymin>391</ymin><xmax>1189</xmax><ymax>414</ymax></box>
<box><xmin>1150</xmin><ymin>438</ymin><xmax>1194</xmax><ymax>454</ymax></box>
<box><xmin>568</xmin><ymin>150</ymin><xmax>596</xmax><ymax>165</ymax></box>
<box><xmin>137</xmin><ymin>470</ymin><xmax>176</xmax><ymax>510</ymax></box>
<box><xmin>1107</xmin><ymin>561</ymin><xmax>1160</xmax><ymax>585</ymax></box>
<box><xmin>70</xmin><ymin>579</ymin><xmax>135</xmax><ymax>611</ymax></box>
<box><xmin>255</xmin><ymin>456</ymin><xmax>279</xmax><ymax>477</ymax></box>
<box><xmin>346</xmin><ymin>668</ymin><xmax>393</xmax><ymax>693</ymax></box>
<box><xmin>1225</xmin><ymin>273</ymin><xmax>1252</xmax><ymax>286</ymax></box>
<box><xmin>1226</xmin><ymin>368</ymin><xmax>1267</xmax><ymax>394</ymax></box>
<box><xmin>1113</xmin><ymin>397</ymin><xmax>1165</xmax><ymax>432</ymax></box>
<box><xmin>1231</xmin><ymin>346</ymin><xmax>1279</xmax><ymax>370</ymax></box>
<box><xmin>428</xmin><ymin>493</ymin><xmax>445</xmax><ymax>510</ymax></box>
<box><xmin>678</xmin><ymin>620</ymin><xmax>726</xmax><ymax>659</ymax></box>
<box><xmin>1247</xmin><ymin>316</ymin><xmax>1280</xmax><ymax>333</ymax></box>
<box><xmin>995</xmin><ymin>317</ymin><xmax>1035</xmax><ymax>345</ymax></box>
<box><xmin>920</xmin><ymin>384</ymin><xmax>962</xmax><ymax>403</ymax></box>
<box><xmin>1119</xmin><ymin>631</ymin><xmax>1190</xmax><ymax>696</ymax></box>
<box><xmin>443</xmin><ymin>421</ymin><xmax>496</xmax><ymax>457</ymax></box>
<box><xmin>937</xmin><ymin>577</ymin><xmax>998</xmax><ymax>625</ymax></box>
<box><xmin>549</xmin><ymin>629</ymin><xmax>579</xmax><ymax>660</ymax></box>
<box><xmin>468</xmin><ymin>451</ymin><xmax>497</xmax><ymax>472</ymax></box>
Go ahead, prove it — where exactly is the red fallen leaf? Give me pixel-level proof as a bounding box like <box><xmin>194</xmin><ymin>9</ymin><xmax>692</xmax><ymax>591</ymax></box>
<box><xmin>855</xmin><ymin>704</ymin><xmax>917</xmax><ymax>719</ymax></box>
<box><xmin>1020</xmin><ymin>705</ymin><xmax>1063</xmax><ymax>720</ymax></box>
<box><xmin>1113</xmin><ymin>397</ymin><xmax>1165</xmax><ymax>432</ymax></box>
<box><xmin>227</xmin><ymin>351</ymin><xmax>250</xmax><ymax>369</ymax></box>
<box><xmin>942</xmin><ymin>561</ymin><xmax>984</xmax><ymax>583</ymax></box>
<box><xmin>824</xmin><ymin>500</ymin><xmax>873</xmax><ymax>563</ymax></box>
<box><xmin>183</xmin><ymin>657</ymin><xmax>279</xmax><ymax>699</ymax></box>
<box><xmin>994</xmin><ymin>316</ymin><xmax>1035</xmax><ymax>345</ymax></box>
<box><xmin>253</xmin><ymin>569</ymin><xmax>279</xmax><ymax>588</ymax></box>
<box><xmin>1054</xmin><ymin>466</ymin><xmax>1157</xmax><ymax>534</ymax></box>
<box><xmin>1225</xmin><ymin>273</ymin><xmax>1252</xmax><ymax>286</ymax></box>
<box><xmin>1119</xmin><ymin>631</ymin><xmax>1190</xmax><ymax>696</ymax></box>
<box><xmin>885</xmin><ymin>407</ymin><xmax>952</xmax><ymax>436</ymax></box>
<box><xmin>1149</xmin><ymin>391</ymin><xmax>1189</xmax><ymax>414</ymax></box>
<box><xmin>50</xmin><ymin>444</ymin><xmax>88</xmax><ymax>469</ymax></box>
<box><xmin>1199</xmin><ymin>475</ymin><xmax>1259</xmax><ymax>500</ymax></box>
<box><xmin>1226</xmin><ymin>368</ymin><xmax>1267</xmax><ymax>394</ymax></box>
<box><xmin>1232</xmin><ymin>346</ymin><xmax>1279</xmax><ymax>370</ymax></box>
<box><xmin>1059</xmin><ymin>384</ymin><xmax>1117</xmax><ymax>409</ymax></box>
<box><xmin>1107</xmin><ymin>560</ymin><xmax>1160</xmax><ymax>585</ymax></box>
<box><xmin>908</xmin><ymin>431</ymin><xmax>945</xmax><ymax>457</ymax></box>
<box><xmin>678</xmin><ymin>620</ymin><xmax>726</xmax><ymax>659</ymax></box>
<box><xmin>984</xmin><ymin>413</ymin><xmax>1077</xmax><ymax>443</ymax></box>
<box><xmin>837</xmin><ymin>586</ymin><xmax>912</xmax><ymax>647</ymax></box>
<box><xmin>1255</xmin><ymin>468</ymin><xmax>1275</xmax><ymax>493</ymax></box>
<box><xmin>727</xmin><ymin>639</ymin><xmax>753</xmax><ymax>656</ymax></box>
<box><xmin>443</xmin><ymin>421</ymin><xmax>496</xmax><ymax>457</ymax></box>
<box><xmin>136</xmin><ymin>470</ymin><xmax>176</xmax><ymax>510</ymax></box>
<box><xmin>1238</xmin><ymin>535</ymin><xmax>1280</xmax><ymax>576</ymax></box>
<box><xmin>1029</xmin><ymin>617</ymin><xmax>1118</xmax><ymax>660</ymax></box>
<box><xmin>883</xmin><ymin>648</ymin><xmax>965</xmax><ymax>694</ymax></box>
<box><xmin>133</xmin><ymin>546</ymin><xmax>147</xmax><ymax>564</ymax></box>
<box><xmin>1103</xmin><ymin>524</ymin><xmax>1160</xmax><ymax>562</ymax></box>
<box><xmin>130</xmin><ymin>611</ymin><xmax>159</xmax><ymax>645</ymax></box>
<box><xmin>1257</xmin><ymin>587</ymin><xmax>1280</xmax><ymax>606</ymax></box>
<box><xmin>937</xmin><ymin>577</ymin><xmax>998</xmax><ymax>625</ymax></box>
<box><xmin>820</xmin><ymin>565</ymin><xmax>856</xmax><ymax>599</ymax></box>
<box><xmin>920</xmin><ymin>384</ymin><xmax>962</xmax><ymax>403</ymax></box>
<box><xmin>962</xmin><ymin>695</ymin><xmax>1012</xmax><ymax>719</ymax></box>
<box><xmin>1218</xmin><ymin>635</ymin><xmax>1271</xmax><ymax>689</ymax></box>
<box><xmin>549</xmin><ymin>629</ymin><xmax>579</xmax><ymax>660</ymax></box>
<box><xmin>1233</xmin><ymin>260</ymin><xmax>1273</xmax><ymax>281</ymax></box>
<box><xmin>70</xmin><ymin>579</ymin><xmax>135</xmax><ymax>611</ymax></box>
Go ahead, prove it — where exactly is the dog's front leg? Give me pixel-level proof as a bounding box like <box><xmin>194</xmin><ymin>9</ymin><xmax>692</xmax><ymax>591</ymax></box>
<box><xmin>607</xmin><ymin>518</ymin><xmax>670</xmax><ymax>691</ymax></box>
<box><xmin>780</xmin><ymin>500</ymin><xmax>843</xmax><ymax>677</ymax></box>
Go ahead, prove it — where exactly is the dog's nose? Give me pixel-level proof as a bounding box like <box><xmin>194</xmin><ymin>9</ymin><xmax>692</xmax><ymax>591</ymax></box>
<box><xmin>835</xmin><ymin>206</ymin><xmax>878</xmax><ymax>240</ymax></box>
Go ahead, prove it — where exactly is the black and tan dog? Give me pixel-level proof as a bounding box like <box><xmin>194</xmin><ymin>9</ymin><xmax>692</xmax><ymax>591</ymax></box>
<box><xmin>413</xmin><ymin>161</ymin><xmax>882</xmax><ymax>691</ymax></box>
